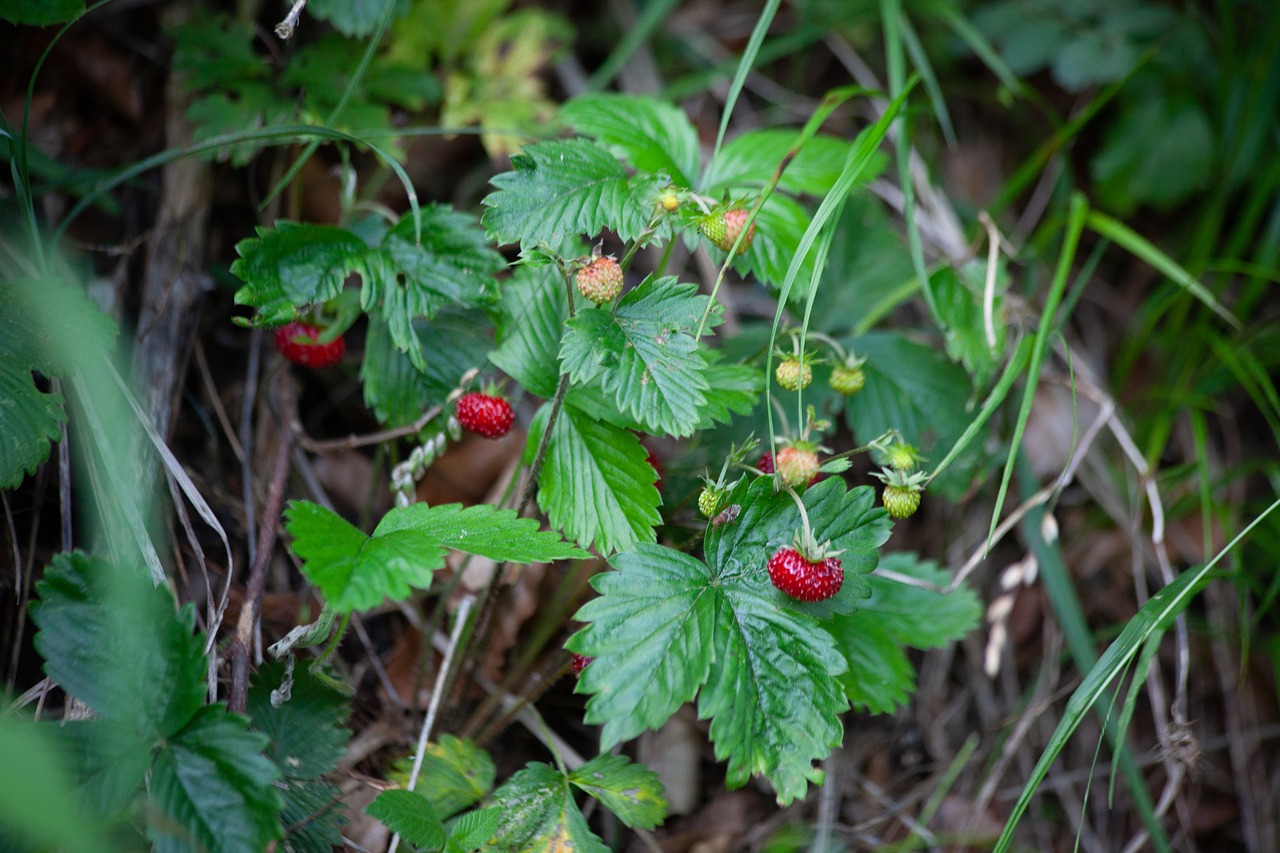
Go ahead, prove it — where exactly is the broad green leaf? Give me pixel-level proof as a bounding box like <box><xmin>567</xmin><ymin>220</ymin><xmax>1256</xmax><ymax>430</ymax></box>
<box><xmin>568</xmin><ymin>753</ymin><xmax>667</xmax><ymax>830</ymax></box>
<box><xmin>185</xmin><ymin>86</ymin><xmax>295</xmax><ymax>166</ymax></box>
<box><xmin>932</xmin><ymin>262</ymin><xmax>1007</xmax><ymax>388</ymax></box>
<box><xmin>482</xmin><ymin>139</ymin><xmax>662</xmax><ymax>252</ymax></box>
<box><xmin>572</xmin><ymin>476</ymin><xmax>888</xmax><ymax>804</ymax></box>
<box><xmin>366</xmin><ymin>790</ymin><xmax>446</xmax><ymax>850</ymax></box>
<box><xmin>391</xmin><ymin>735</ymin><xmax>494</xmax><ymax>820</ymax></box>
<box><xmin>695</xmin><ymin>353</ymin><xmax>762</xmax><ymax>429</ymax></box>
<box><xmin>844</xmin><ymin>331</ymin><xmax>973</xmax><ymax>493</ymax></box>
<box><xmin>0</xmin><ymin>717</ymin><xmax>101</xmax><ymax>853</ymax></box>
<box><xmin>53</xmin><ymin>721</ymin><xmax>152</xmax><ymax>823</ymax></box>
<box><xmin>560</xmin><ymin>275</ymin><xmax>720</xmax><ymax>436</ymax></box>
<box><xmin>363</xmin><ymin>208</ymin><xmax>505</xmax><ymax>367</ymax></box>
<box><xmin>827</xmin><ymin>553</ymin><xmax>981</xmax><ymax>714</ymax></box>
<box><xmin>0</xmin><ymin>0</ymin><xmax>83</xmax><ymax>25</ymax></box>
<box><xmin>374</xmin><ymin>502</ymin><xmax>590</xmax><ymax>563</ymax></box>
<box><xmin>308</xmin><ymin>0</ymin><xmax>405</xmax><ymax>38</ymax></box>
<box><xmin>447</xmin><ymin>806</ymin><xmax>502</xmax><ymax>850</ymax></box>
<box><xmin>560</xmin><ymin>93</ymin><xmax>700</xmax><ymax>185</ymax></box>
<box><xmin>149</xmin><ymin>706</ymin><xmax>282</xmax><ymax>853</ymax></box>
<box><xmin>1091</xmin><ymin>96</ymin><xmax>1213</xmax><ymax>213</ymax></box>
<box><xmin>31</xmin><ymin>552</ymin><xmax>206</xmax><ymax>741</ymax></box>
<box><xmin>530</xmin><ymin>403</ymin><xmax>662</xmax><ymax>554</ymax></box>
<box><xmin>231</xmin><ymin>222</ymin><xmax>366</xmax><ymax>325</ymax></box>
<box><xmin>286</xmin><ymin>501</ymin><xmax>445</xmax><ymax>613</ymax></box>
<box><xmin>0</xmin><ymin>329</ymin><xmax>65</xmax><ymax>489</ymax></box>
<box><xmin>489</xmin><ymin>763</ymin><xmax>608</xmax><ymax>853</ymax></box>
<box><xmin>490</xmin><ymin>264</ymin><xmax>568</xmax><ymax>399</ymax></box>
<box><xmin>362</xmin><ymin>311</ymin><xmax>492</xmax><ymax>427</ymax></box>
<box><xmin>704</xmin><ymin>129</ymin><xmax>882</xmax><ymax>198</ymax></box>
<box><xmin>274</xmin><ymin>779</ymin><xmax>347</xmax><ymax>853</ymax></box>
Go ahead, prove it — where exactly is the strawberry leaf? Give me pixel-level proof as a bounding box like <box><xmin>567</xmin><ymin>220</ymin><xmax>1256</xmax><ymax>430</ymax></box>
<box><xmin>362</xmin><ymin>311</ymin><xmax>491</xmax><ymax>427</ymax></box>
<box><xmin>696</xmin><ymin>353</ymin><xmax>761</xmax><ymax>428</ymax></box>
<box><xmin>834</xmin><ymin>618</ymin><xmax>914</xmax><ymax>714</ymax></box>
<box><xmin>148</xmin><ymin>706</ymin><xmax>282</xmax><ymax>853</ymax></box>
<box><xmin>482</xmin><ymin>139</ymin><xmax>661</xmax><ymax>252</ymax></box>
<box><xmin>568</xmin><ymin>753</ymin><xmax>667</xmax><ymax>831</ymax></box>
<box><xmin>307</xmin><ymin>0</ymin><xmax>403</xmax><ymax>38</ymax></box>
<box><xmin>528</xmin><ymin>403</ymin><xmax>662</xmax><ymax>555</ymax></box>
<box><xmin>231</xmin><ymin>222</ymin><xmax>366</xmax><ymax>325</ymax></box>
<box><xmin>704</xmin><ymin>128</ymin><xmax>884</xmax><ymax>198</ymax></box>
<box><xmin>365</xmin><ymin>790</ymin><xmax>446</xmax><ymax>850</ymax></box>
<box><xmin>288</xmin><ymin>501</ymin><xmax>587</xmax><ymax>612</ymax></box>
<box><xmin>490</xmin><ymin>264</ymin><xmax>568</xmax><ymax>399</ymax></box>
<box><xmin>31</xmin><ymin>552</ymin><xmax>206</xmax><ymax>742</ymax></box>
<box><xmin>488</xmin><ymin>763</ymin><xmax>608</xmax><ymax>853</ymax></box>
<box><xmin>390</xmin><ymin>735</ymin><xmax>494</xmax><ymax>821</ymax></box>
<box><xmin>560</xmin><ymin>93</ymin><xmax>700</xmax><ymax>186</ymax></box>
<box><xmin>560</xmin><ymin>275</ymin><xmax>720</xmax><ymax>437</ymax></box>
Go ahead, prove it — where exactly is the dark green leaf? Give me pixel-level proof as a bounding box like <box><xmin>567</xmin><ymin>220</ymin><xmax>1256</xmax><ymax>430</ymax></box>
<box><xmin>392</xmin><ymin>735</ymin><xmax>494</xmax><ymax>820</ymax></box>
<box><xmin>0</xmin><ymin>0</ymin><xmax>82</xmax><ymax>25</ymax></box>
<box><xmin>931</xmin><ymin>263</ymin><xmax>1006</xmax><ymax>387</ymax></box>
<box><xmin>560</xmin><ymin>93</ymin><xmax>700</xmax><ymax>185</ymax></box>
<box><xmin>832</xmin><ymin>618</ymin><xmax>914</xmax><ymax>714</ymax></box>
<box><xmin>247</xmin><ymin>661</ymin><xmax>350</xmax><ymax>780</ymax></box>
<box><xmin>31</xmin><ymin>552</ymin><xmax>206</xmax><ymax>741</ymax></box>
<box><xmin>568</xmin><ymin>754</ymin><xmax>667</xmax><ymax>830</ymax></box>
<box><xmin>0</xmin><ymin>717</ymin><xmax>100</xmax><ymax>853</ymax></box>
<box><xmin>489</xmin><ymin>763</ymin><xmax>608</xmax><ymax>853</ymax></box>
<box><xmin>560</xmin><ymin>276</ymin><xmax>720</xmax><ymax>436</ymax></box>
<box><xmin>286</xmin><ymin>501</ymin><xmax>445</xmax><ymax>613</ymax></box>
<box><xmin>366</xmin><ymin>790</ymin><xmax>446</xmax><ymax>850</ymax></box>
<box><xmin>54</xmin><ymin>721</ymin><xmax>152</xmax><ymax>822</ymax></box>
<box><xmin>704</xmin><ymin>129</ymin><xmax>882</xmax><ymax>197</ymax></box>
<box><xmin>374</xmin><ymin>502</ymin><xmax>590</xmax><ymax>563</ymax></box>
<box><xmin>276</xmin><ymin>779</ymin><xmax>347</xmax><ymax>853</ymax></box>
<box><xmin>308</xmin><ymin>0</ymin><xmax>405</xmax><ymax>37</ymax></box>
<box><xmin>482</xmin><ymin>139</ymin><xmax>661</xmax><ymax>252</ymax></box>
<box><xmin>490</xmin><ymin>264</ymin><xmax>568</xmax><ymax>399</ymax></box>
<box><xmin>185</xmin><ymin>86</ymin><xmax>294</xmax><ymax>166</ymax></box>
<box><xmin>1091</xmin><ymin>96</ymin><xmax>1213</xmax><ymax>213</ymax></box>
<box><xmin>531</xmin><ymin>403</ymin><xmax>662</xmax><ymax>554</ymax></box>
<box><xmin>362</xmin><ymin>312</ymin><xmax>492</xmax><ymax>427</ymax></box>
<box><xmin>696</xmin><ymin>353</ymin><xmax>761</xmax><ymax>428</ymax></box>
<box><xmin>447</xmin><ymin>807</ymin><xmax>502</xmax><ymax>850</ymax></box>
<box><xmin>231</xmin><ymin>222</ymin><xmax>366</xmax><ymax>325</ymax></box>
<box><xmin>171</xmin><ymin>13</ymin><xmax>262</xmax><ymax>90</ymax></box>
<box><xmin>148</xmin><ymin>706</ymin><xmax>282</xmax><ymax>853</ymax></box>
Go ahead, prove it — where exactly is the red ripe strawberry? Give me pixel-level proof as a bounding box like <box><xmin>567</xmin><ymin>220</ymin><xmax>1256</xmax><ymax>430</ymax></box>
<box><xmin>576</xmin><ymin>256</ymin><xmax>624</xmax><ymax>304</ymax></box>
<box><xmin>767</xmin><ymin>546</ymin><xmax>843</xmax><ymax>602</ymax></box>
<box><xmin>721</xmin><ymin>208</ymin><xmax>755</xmax><ymax>253</ymax></box>
<box><xmin>570</xmin><ymin>653</ymin><xmax>593</xmax><ymax>676</ymax></box>
<box><xmin>775</xmin><ymin>445</ymin><xmax>820</xmax><ymax>488</ymax></box>
<box><xmin>455</xmin><ymin>391</ymin><xmax>515</xmax><ymax>439</ymax></box>
<box><xmin>758</xmin><ymin>452</ymin><xmax>775</xmax><ymax>474</ymax></box>
<box><xmin>274</xmin><ymin>320</ymin><xmax>345</xmax><ymax>368</ymax></box>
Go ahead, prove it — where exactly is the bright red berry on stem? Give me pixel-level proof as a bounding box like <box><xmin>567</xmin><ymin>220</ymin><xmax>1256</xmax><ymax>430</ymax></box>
<box><xmin>571</xmin><ymin>653</ymin><xmax>593</xmax><ymax>676</ymax></box>
<box><xmin>274</xmin><ymin>320</ymin><xmax>345</xmax><ymax>368</ymax></box>
<box><xmin>758</xmin><ymin>451</ymin><xmax>775</xmax><ymax>474</ymax></box>
<box><xmin>767</xmin><ymin>546</ymin><xmax>843</xmax><ymax>602</ymax></box>
<box><xmin>455</xmin><ymin>391</ymin><xmax>515</xmax><ymax>439</ymax></box>
<box><xmin>575</xmin><ymin>256</ymin><xmax>624</xmax><ymax>304</ymax></box>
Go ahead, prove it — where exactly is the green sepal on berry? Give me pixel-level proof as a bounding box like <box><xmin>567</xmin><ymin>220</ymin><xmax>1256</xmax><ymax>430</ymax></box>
<box><xmin>883</xmin><ymin>442</ymin><xmax>921</xmax><ymax>472</ymax></box>
<box><xmin>871</xmin><ymin>468</ymin><xmax>928</xmax><ymax>518</ymax></box>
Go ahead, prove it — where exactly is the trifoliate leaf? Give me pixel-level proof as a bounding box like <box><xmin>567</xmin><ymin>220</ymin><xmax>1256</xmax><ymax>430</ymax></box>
<box><xmin>560</xmin><ymin>93</ymin><xmax>700</xmax><ymax>186</ymax></box>
<box><xmin>365</xmin><ymin>790</ymin><xmax>446</xmax><ymax>850</ymax></box>
<box><xmin>572</xmin><ymin>477</ymin><xmax>889</xmax><ymax>804</ymax></box>
<box><xmin>148</xmin><ymin>706</ymin><xmax>282</xmax><ymax>853</ymax></box>
<box><xmin>390</xmin><ymin>735</ymin><xmax>494</xmax><ymax>820</ymax></box>
<box><xmin>171</xmin><ymin>12</ymin><xmax>262</xmax><ymax>90</ymax></box>
<box><xmin>529</xmin><ymin>403</ymin><xmax>662</xmax><ymax>554</ymax></box>
<box><xmin>560</xmin><ymin>275</ymin><xmax>720</xmax><ymax>437</ymax></box>
<box><xmin>362</xmin><ymin>208</ymin><xmax>505</xmax><ymax>368</ymax></box>
<box><xmin>31</xmin><ymin>552</ymin><xmax>206</xmax><ymax>742</ymax></box>
<box><xmin>488</xmin><ymin>763</ymin><xmax>608</xmax><ymax>853</ymax></box>
<box><xmin>362</xmin><ymin>311</ymin><xmax>492</xmax><ymax>427</ymax></box>
<box><xmin>231</xmin><ymin>222</ymin><xmax>366</xmax><ymax>325</ymax></box>
<box><xmin>374</xmin><ymin>502</ymin><xmax>590</xmax><ymax>563</ymax></box>
<box><xmin>568</xmin><ymin>754</ymin><xmax>667</xmax><ymax>830</ymax></box>
<box><xmin>827</xmin><ymin>553</ymin><xmax>981</xmax><ymax>714</ymax></box>
<box><xmin>286</xmin><ymin>501</ymin><xmax>445</xmax><ymax>613</ymax></box>
<box><xmin>490</xmin><ymin>264</ymin><xmax>568</xmax><ymax>399</ymax></box>
<box><xmin>482</xmin><ymin>139</ymin><xmax>661</xmax><ymax>252</ymax></box>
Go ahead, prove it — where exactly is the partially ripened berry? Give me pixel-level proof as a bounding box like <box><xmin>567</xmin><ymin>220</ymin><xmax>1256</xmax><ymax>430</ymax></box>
<box><xmin>883</xmin><ymin>484</ymin><xmax>922</xmax><ymax>518</ymax></box>
<box><xmin>576</xmin><ymin>256</ymin><xmax>624</xmax><ymax>304</ymax></box>
<box><xmin>721</xmin><ymin>208</ymin><xmax>756</xmax><ymax>254</ymax></box>
<box><xmin>775</xmin><ymin>445</ymin><xmax>820</xmax><ymax>489</ymax></box>
<box><xmin>699</xmin><ymin>213</ymin><xmax>728</xmax><ymax>249</ymax></box>
<box><xmin>274</xmin><ymin>321</ymin><xmax>345</xmax><ymax>368</ymax></box>
<box><xmin>767</xmin><ymin>546</ymin><xmax>843</xmax><ymax>602</ymax></box>
<box><xmin>775</xmin><ymin>356</ymin><xmax>813</xmax><ymax>392</ymax></box>
<box><xmin>570</xmin><ymin>653</ymin><xmax>593</xmax><ymax>676</ymax></box>
<box><xmin>697</xmin><ymin>486</ymin><xmax>721</xmax><ymax>518</ymax></box>
<box><xmin>455</xmin><ymin>391</ymin><xmax>515</xmax><ymax>439</ymax></box>
<box><xmin>829</xmin><ymin>364</ymin><xmax>865</xmax><ymax>395</ymax></box>
<box><xmin>758</xmin><ymin>452</ymin><xmax>775</xmax><ymax>474</ymax></box>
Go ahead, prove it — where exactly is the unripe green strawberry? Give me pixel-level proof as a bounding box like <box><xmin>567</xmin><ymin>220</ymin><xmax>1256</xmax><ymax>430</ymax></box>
<box><xmin>829</xmin><ymin>363</ymin><xmax>865</xmax><ymax>395</ymax></box>
<box><xmin>882</xmin><ymin>484</ymin><xmax>921</xmax><ymax>518</ymax></box>
<box><xmin>576</xmin><ymin>256</ymin><xmax>623</xmax><ymax>304</ymax></box>
<box><xmin>775</xmin><ymin>445</ymin><xmax>820</xmax><ymax>489</ymax></box>
<box><xmin>721</xmin><ymin>208</ymin><xmax>755</xmax><ymax>253</ymax></box>
<box><xmin>775</xmin><ymin>356</ymin><xmax>812</xmax><ymax>392</ymax></box>
<box><xmin>699</xmin><ymin>213</ymin><xmax>728</xmax><ymax>249</ymax></box>
<box><xmin>659</xmin><ymin>190</ymin><xmax>681</xmax><ymax>211</ymax></box>
<box><xmin>697</xmin><ymin>486</ymin><xmax>721</xmax><ymax>519</ymax></box>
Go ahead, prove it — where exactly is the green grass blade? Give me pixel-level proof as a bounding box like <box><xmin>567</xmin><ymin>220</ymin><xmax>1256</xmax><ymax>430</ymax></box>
<box><xmin>704</xmin><ymin>0</ymin><xmax>782</xmax><ymax>183</ymax></box>
<box><xmin>1086</xmin><ymin>210</ymin><xmax>1241</xmax><ymax>330</ymax></box>
<box><xmin>896</xmin><ymin>9</ymin><xmax>955</xmax><ymax>147</ymax></box>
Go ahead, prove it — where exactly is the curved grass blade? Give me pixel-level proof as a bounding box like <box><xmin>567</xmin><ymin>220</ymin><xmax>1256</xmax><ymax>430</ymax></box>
<box><xmin>704</xmin><ymin>0</ymin><xmax>782</xmax><ymax>183</ymax></box>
